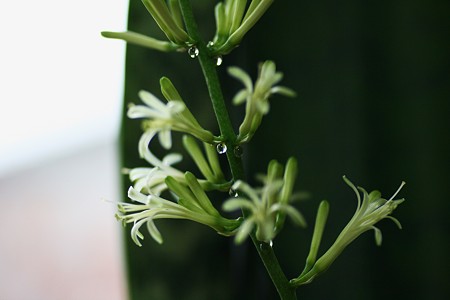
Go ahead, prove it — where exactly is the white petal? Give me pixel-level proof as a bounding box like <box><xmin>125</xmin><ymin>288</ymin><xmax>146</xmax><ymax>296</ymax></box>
<box><xmin>138</xmin><ymin>130</ymin><xmax>157</xmax><ymax>159</ymax></box>
<box><xmin>167</xmin><ymin>101</ymin><xmax>185</xmax><ymax>114</ymax></box>
<box><xmin>130</xmin><ymin>218</ymin><xmax>148</xmax><ymax>247</ymax></box>
<box><xmin>162</xmin><ymin>153</ymin><xmax>183</xmax><ymax>166</ymax></box>
<box><xmin>222</xmin><ymin>198</ymin><xmax>255</xmax><ymax>212</ymax></box>
<box><xmin>232</xmin><ymin>89</ymin><xmax>249</xmax><ymax>105</ymax></box>
<box><xmin>233</xmin><ymin>181</ymin><xmax>261</xmax><ymax>205</ymax></box>
<box><xmin>228</xmin><ymin>66</ymin><xmax>253</xmax><ymax>91</ymax></box>
<box><xmin>147</xmin><ymin>220</ymin><xmax>163</xmax><ymax>244</ymax></box>
<box><xmin>158</xmin><ymin>129</ymin><xmax>172</xmax><ymax>149</ymax></box>
<box><xmin>138</xmin><ymin>90</ymin><xmax>167</xmax><ymax>112</ymax></box>
<box><xmin>235</xmin><ymin>218</ymin><xmax>255</xmax><ymax>244</ymax></box>
<box><xmin>270</xmin><ymin>86</ymin><xmax>296</xmax><ymax>97</ymax></box>
<box><xmin>127</xmin><ymin>186</ymin><xmax>149</xmax><ymax>204</ymax></box>
<box><xmin>129</xmin><ymin>167</ymin><xmax>153</xmax><ymax>181</ymax></box>
<box><xmin>127</xmin><ymin>105</ymin><xmax>162</xmax><ymax>119</ymax></box>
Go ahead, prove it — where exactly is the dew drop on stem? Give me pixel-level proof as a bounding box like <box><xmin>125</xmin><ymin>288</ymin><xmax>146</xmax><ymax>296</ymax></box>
<box><xmin>259</xmin><ymin>241</ymin><xmax>273</xmax><ymax>251</ymax></box>
<box><xmin>215</xmin><ymin>56</ymin><xmax>223</xmax><ymax>66</ymax></box>
<box><xmin>216</xmin><ymin>143</ymin><xmax>227</xmax><ymax>154</ymax></box>
<box><xmin>188</xmin><ymin>46</ymin><xmax>199</xmax><ymax>58</ymax></box>
<box><xmin>233</xmin><ymin>145</ymin><xmax>243</xmax><ymax>158</ymax></box>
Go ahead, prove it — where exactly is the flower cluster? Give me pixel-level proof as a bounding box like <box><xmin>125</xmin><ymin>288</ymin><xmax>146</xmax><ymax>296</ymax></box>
<box><xmin>290</xmin><ymin>177</ymin><xmax>405</xmax><ymax>286</ymax></box>
<box><xmin>228</xmin><ymin>60</ymin><xmax>296</xmax><ymax>143</ymax></box>
<box><xmin>223</xmin><ymin>157</ymin><xmax>306</xmax><ymax>243</ymax></box>
<box><xmin>119</xmin><ymin>134</ymin><xmax>236</xmax><ymax>246</ymax></box>
<box><xmin>116</xmin><ymin>172</ymin><xmax>241</xmax><ymax>246</ymax></box>
<box><xmin>102</xmin><ymin>0</ymin><xmax>191</xmax><ymax>52</ymax></box>
<box><xmin>102</xmin><ymin>0</ymin><xmax>275</xmax><ymax>57</ymax></box>
<box><xmin>210</xmin><ymin>0</ymin><xmax>275</xmax><ymax>55</ymax></box>
<box><xmin>103</xmin><ymin>1</ymin><xmax>407</xmax><ymax>295</ymax></box>
<box><xmin>129</xmin><ymin>77</ymin><xmax>217</xmax><ymax>155</ymax></box>
<box><xmin>117</xmin><ymin>73</ymin><xmax>239</xmax><ymax>245</ymax></box>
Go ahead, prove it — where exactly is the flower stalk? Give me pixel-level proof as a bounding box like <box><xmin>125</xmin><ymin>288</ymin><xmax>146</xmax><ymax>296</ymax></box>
<box><xmin>178</xmin><ymin>1</ymin><xmax>296</xmax><ymax>298</ymax></box>
<box><xmin>102</xmin><ymin>1</ymin><xmax>406</xmax><ymax>299</ymax></box>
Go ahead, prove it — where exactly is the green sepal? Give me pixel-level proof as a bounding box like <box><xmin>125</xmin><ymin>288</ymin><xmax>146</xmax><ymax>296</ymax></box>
<box><xmin>300</xmin><ymin>200</ymin><xmax>329</xmax><ymax>277</ymax></box>
<box><xmin>167</xmin><ymin>0</ymin><xmax>184</xmax><ymax>29</ymax></box>
<box><xmin>185</xmin><ymin>172</ymin><xmax>221</xmax><ymax>217</ymax></box>
<box><xmin>159</xmin><ymin>77</ymin><xmax>202</xmax><ymax>128</ymax></box>
<box><xmin>182</xmin><ymin>135</ymin><xmax>216</xmax><ymax>182</ymax></box>
<box><xmin>204</xmin><ymin>142</ymin><xmax>225</xmax><ymax>181</ymax></box>
<box><xmin>141</xmin><ymin>0</ymin><xmax>190</xmax><ymax>44</ymax></box>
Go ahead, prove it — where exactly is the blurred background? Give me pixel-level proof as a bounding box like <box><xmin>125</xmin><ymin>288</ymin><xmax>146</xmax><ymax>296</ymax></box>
<box><xmin>1</xmin><ymin>0</ymin><xmax>449</xmax><ymax>300</ymax></box>
<box><xmin>0</xmin><ymin>0</ymin><xmax>128</xmax><ymax>299</ymax></box>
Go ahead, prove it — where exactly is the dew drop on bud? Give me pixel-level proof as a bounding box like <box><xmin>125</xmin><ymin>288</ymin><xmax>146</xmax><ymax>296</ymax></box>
<box><xmin>233</xmin><ymin>145</ymin><xmax>243</xmax><ymax>157</ymax></box>
<box><xmin>259</xmin><ymin>241</ymin><xmax>273</xmax><ymax>251</ymax></box>
<box><xmin>216</xmin><ymin>143</ymin><xmax>227</xmax><ymax>154</ymax></box>
<box><xmin>229</xmin><ymin>188</ymin><xmax>238</xmax><ymax>198</ymax></box>
<box><xmin>188</xmin><ymin>46</ymin><xmax>199</xmax><ymax>58</ymax></box>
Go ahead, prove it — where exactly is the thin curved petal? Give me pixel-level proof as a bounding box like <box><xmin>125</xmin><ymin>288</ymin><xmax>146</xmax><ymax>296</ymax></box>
<box><xmin>232</xmin><ymin>89</ymin><xmax>249</xmax><ymax>105</ymax></box>
<box><xmin>228</xmin><ymin>66</ymin><xmax>253</xmax><ymax>91</ymax></box>
<box><xmin>128</xmin><ymin>186</ymin><xmax>150</xmax><ymax>204</ymax></box>
<box><xmin>235</xmin><ymin>218</ymin><xmax>255</xmax><ymax>244</ymax></box>
<box><xmin>138</xmin><ymin>130</ymin><xmax>157</xmax><ymax>159</ymax></box>
<box><xmin>158</xmin><ymin>128</ymin><xmax>172</xmax><ymax>149</ymax></box>
<box><xmin>127</xmin><ymin>104</ymin><xmax>164</xmax><ymax>119</ymax></box>
<box><xmin>138</xmin><ymin>90</ymin><xmax>168</xmax><ymax>112</ymax></box>
<box><xmin>162</xmin><ymin>153</ymin><xmax>183</xmax><ymax>165</ymax></box>
<box><xmin>222</xmin><ymin>198</ymin><xmax>256</xmax><ymax>212</ymax></box>
<box><xmin>130</xmin><ymin>218</ymin><xmax>149</xmax><ymax>247</ymax></box>
<box><xmin>147</xmin><ymin>219</ymin><xmax>163</xmax><ymax>244</ymax></box>
<box><xmin>167</xmin><ymin>100</ymin><xmax>185</xmax><ymax>114</ymax></box>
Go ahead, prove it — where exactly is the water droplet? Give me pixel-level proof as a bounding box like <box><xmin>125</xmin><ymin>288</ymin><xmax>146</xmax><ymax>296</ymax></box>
<box><xmin>188</xmin><ymin>46</ymin><xmax>199</xmax><ymax>58</ymax></box>
<box><xmin>229</xmin><ymin>188</ymin><xmax>238</xmax><ymax>198</ymax></box>
<box><xmin>233</xmin><ymin>145</ymin><xmax>243</xmax><ymax>157</ymax></box>
<box><xmin>215</xmin><ymin>56</ymin><xmax>223</xmax><ymax>66</ymax></box>
<box><xmin>207</xmin><ymin>41</ymin><xmax>214</xmax><ymax>48</ymax></box>
<box><xmin>259</xmin><ymin>241</ymin><xmax>273</xmax><ymax>251</ymax></box>
<box><xmin>216</xmin><ymin>143</ymin><xmax>227</xmax><ymax>154</ymax></box>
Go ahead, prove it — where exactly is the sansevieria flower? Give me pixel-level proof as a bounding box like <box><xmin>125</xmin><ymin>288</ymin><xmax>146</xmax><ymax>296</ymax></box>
<box><xmin>291</xmin><ymin>177</ymin><xmax>405</xmax><ymax>286</ymax></box>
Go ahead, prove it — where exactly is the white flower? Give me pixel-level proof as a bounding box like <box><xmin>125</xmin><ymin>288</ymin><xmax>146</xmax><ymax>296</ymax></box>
<box><xmin>117</xmin><ymin>174</ymin><xmax>241</xmax><ymax>246</ymax></box>
<box><xmin>228</xmin><ymin>61</ymin><xmax>296</xmax><ymax>143</ymax></box>
<box><xmin>128</xmin><ymin>90</ymin><xmax>185</xmax><ymax>150</ymax></box>
<box><xmin>222</xmin><ymin>157</ymin><xmax>305</xmax><ymax>244</ymax></box>
<box><xmin>291</xmin><ymin>177</ymin><xmax>405</xmax><ymax>286</ymax></box>
<box><xmin>125</xmin><ymin>130</ymin><xmax>229</xmax><ymax>196</ymax></box>
<box><xmin>128</xmin><ymin>85</ymin><xmax>216</xmax><ymax>154</ymax></box>
<box><xmin>127</xmin><ymin>152</ymin><xmax>184</xmax><ymax>195</ymax></box>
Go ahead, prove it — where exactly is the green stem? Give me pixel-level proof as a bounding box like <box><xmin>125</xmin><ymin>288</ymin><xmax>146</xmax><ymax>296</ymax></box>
<box><xmin>179</xmin><ymin>0</ymin><xmax>243</xmax><ymax>180</ymax></box>
<box><xmin>252</xmin><ymin>238</ymin><xmax>298</xmax><ymax>299</ymax></box>
<box><xmin>179</xmin><ymin>1</ymin><xmax>297</xmax><ymax>299</ymax></box>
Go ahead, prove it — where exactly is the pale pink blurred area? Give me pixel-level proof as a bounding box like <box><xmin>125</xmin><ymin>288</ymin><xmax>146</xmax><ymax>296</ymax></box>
<box><xmin>0</xmin><ymin>143</ymin><xmax>127</xmax><ymax>300</ymax></box>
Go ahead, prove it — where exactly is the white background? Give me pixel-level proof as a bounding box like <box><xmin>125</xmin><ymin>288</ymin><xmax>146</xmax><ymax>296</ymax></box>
<box><xmin>0</xmin><ymin>0</ymin><xmax>127</xmax><ymax>176</ymax></box>
<box><xmin>0</xmin><ymin>1</ymin><xmax>129</xmax><ymax>299</ymax></box>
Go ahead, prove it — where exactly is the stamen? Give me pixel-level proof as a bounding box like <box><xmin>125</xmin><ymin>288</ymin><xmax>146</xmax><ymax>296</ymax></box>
<box><xmin>389</xmin><ymin>181</ymin><xmax>406</xmax><ymax>201</ymax></box>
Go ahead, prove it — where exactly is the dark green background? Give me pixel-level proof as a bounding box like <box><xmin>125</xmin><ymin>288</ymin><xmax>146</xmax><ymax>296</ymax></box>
<box><xmin>119</xmin><ymin>1</ymin><xmax>450</xmax><ymax>299</ymax></box>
